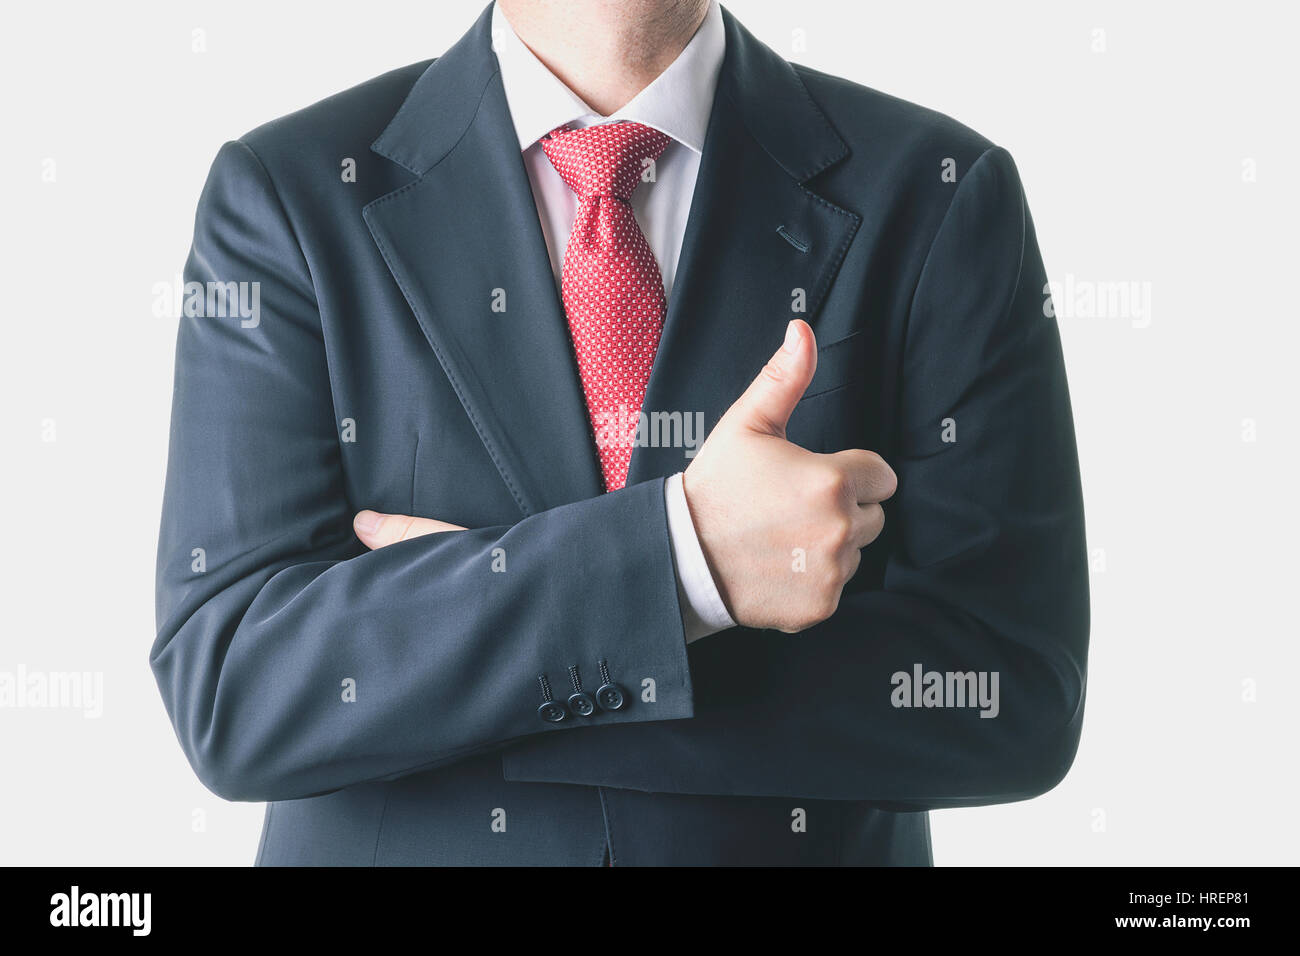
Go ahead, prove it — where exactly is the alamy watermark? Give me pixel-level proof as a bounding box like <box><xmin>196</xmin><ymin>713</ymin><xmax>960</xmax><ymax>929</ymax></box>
<box><xmin>50</xmin><ymin>887</ymin><xmax>150</xmax><ymax>936</ymax></box>
<box><xmin>1045</xmin><ymin>274</ymin><xmax>1151</xmax><ymax>328</ymax></box>
<box><xmin>152</xmin><ymin>275</ymin><xmax>261</xmax><ymax>328</ymax></box>
<box><xmin>0</xmin><ymin>665</ymin><xmax>103</xmax><ymax>718</ymax></box>
<box><xmin>891</xmin><ymin>663</ymin><xmax>999</xmax><ymax>718</ymax></box>
<box><xmin>593</xmin><ymin>404</ymin><xmax>706</xmax><ymax>458</ymax></box>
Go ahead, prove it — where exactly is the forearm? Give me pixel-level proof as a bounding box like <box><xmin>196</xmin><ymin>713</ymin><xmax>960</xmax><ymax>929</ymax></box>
<box><xmin>152</xmin><ymin>477</ymin><xmax>694</xmax><ymax>802</ymax></box>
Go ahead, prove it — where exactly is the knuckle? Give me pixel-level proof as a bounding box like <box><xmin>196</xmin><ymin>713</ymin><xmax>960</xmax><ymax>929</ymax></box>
<box><xmin>814</xmin><ymin>465</ymin><xmax>850</xmax><ymax>502</ymax></box>
<box><xmin>827</xmin><ymin>514</ymin><xmax>853</xmax><ymax>550</ymax></box>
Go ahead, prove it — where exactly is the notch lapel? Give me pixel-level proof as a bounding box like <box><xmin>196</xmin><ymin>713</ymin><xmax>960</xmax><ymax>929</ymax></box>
<box><xmin>363</xmin><ymin>5</ymin><xmax>603</xmax><ymax>517</ymax></box>
<box><xmin>626</xmin><ymin>9</ymin><xmax>862</xmax><ymax>485</ymax></box>
<box><xmin>364</xmin><ymin>5</ymin><xmax>862</xmax><ymax>507</ymax></box>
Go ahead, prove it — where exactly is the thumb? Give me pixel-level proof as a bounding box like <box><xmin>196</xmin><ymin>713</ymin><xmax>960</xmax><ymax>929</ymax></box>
<box><xmin>729</xmin><ymin>319</ymin><xmax>817</xmax><ymax>436</ymax></box>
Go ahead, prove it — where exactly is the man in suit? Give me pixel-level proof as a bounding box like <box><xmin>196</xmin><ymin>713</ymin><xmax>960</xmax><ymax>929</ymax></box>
<box><xmin>153</xmin><ymin>0</ymin><xmax>1088</xmax><ymax>865</ymax></box>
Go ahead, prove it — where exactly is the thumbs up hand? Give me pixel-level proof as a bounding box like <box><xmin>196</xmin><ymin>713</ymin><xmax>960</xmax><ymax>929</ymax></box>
<box><xmin>682</xmin><ymin>320</ymin><xmax>897</xmax><ymax>633</ymax></box>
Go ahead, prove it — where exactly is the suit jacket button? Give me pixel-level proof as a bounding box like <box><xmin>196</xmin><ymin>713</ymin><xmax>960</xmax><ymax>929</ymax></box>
<box><xmin>595</xmin><ymin>683</ymin><xmax>626</xmax><ymax>711</ymax></box>
<box><xmin>538</xmin><ymin>701</ymin><xmax>567</xmax><ymax>723</ymax></box>
<box><xmin>567</xmin><ymin>692</ymin><xmax>596</xmax><ymax>717</ymax></box>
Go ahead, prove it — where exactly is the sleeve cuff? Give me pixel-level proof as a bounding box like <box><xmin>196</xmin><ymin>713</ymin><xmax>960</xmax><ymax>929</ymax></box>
<box><xmin>663</xmin><ymin>471</ymin><xmax>736</xmax><ymax>643</ymax></box>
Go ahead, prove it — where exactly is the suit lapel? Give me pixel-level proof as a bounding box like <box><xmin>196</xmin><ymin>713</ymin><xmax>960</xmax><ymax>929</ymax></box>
<box><xmin>364</xmin><ymin>4</ymin><xmax>861</xmax><ymax>507</ymax></box>
<box><xmin>364</xmin><ymin>5</ymin><xmax>602</xmax><ymax>517</ymax></box>
<box><xmin>626</xmin><ymin>9</ymin><xmax>861</xmax><ymax>485</ymax></box>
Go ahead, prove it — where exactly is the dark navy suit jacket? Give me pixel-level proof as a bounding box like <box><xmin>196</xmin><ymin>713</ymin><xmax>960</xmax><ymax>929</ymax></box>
<box><xmin>152</xmin><ymin>4</ymin><xmax>1089</xmax><ymax>866</ymax></box>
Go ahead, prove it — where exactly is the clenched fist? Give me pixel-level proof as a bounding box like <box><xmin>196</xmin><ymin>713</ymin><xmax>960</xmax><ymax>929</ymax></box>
<box><xmin>683</xmin><ymin>319</ymin><xmax>896</xmax><ymax>633</ymax></box>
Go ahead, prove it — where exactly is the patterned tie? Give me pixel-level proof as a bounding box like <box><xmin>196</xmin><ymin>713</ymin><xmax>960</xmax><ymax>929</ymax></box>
<box><xmin>541</xmin><ymin>121</ymin><xmax>673</xmax><ymax>491</ymax></box>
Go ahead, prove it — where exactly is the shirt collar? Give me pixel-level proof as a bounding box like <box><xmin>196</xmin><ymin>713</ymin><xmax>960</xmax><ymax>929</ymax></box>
<box><xmin>490</xmin><ymin>0</ymin><xmax>724</xmax><ymax>154</ymax></box>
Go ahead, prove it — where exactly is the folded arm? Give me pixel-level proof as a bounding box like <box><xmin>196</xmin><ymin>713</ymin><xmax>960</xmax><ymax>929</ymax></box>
<box><xmin>151</xmin><ymin>141</ymin><xmax>695</xmax><ymax>803</ymax></box>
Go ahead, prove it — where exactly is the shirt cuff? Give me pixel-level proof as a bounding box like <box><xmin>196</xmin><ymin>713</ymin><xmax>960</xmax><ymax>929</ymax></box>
<box><xmin>663</xmin><ymin>472</ymin><xmax>736</xmax><ymax>643</ymax></box>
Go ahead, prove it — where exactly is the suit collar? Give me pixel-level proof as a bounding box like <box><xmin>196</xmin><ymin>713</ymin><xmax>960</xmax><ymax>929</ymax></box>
<box><xmin>371</xmin><ymin>4</ymin><xmax>847</xmax><ymax>181</ymax></box>
<box><xmin>715</xmin><ymin>7</ymin><xmax>848</xmax><ymax>183</ymax></box>
<box><xmin>370</xmin><ymin>3</ymin><xmax>499</xmax><ymax>176</ymax></box>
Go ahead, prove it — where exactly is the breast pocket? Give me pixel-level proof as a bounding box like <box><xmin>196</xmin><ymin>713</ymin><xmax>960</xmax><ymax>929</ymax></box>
<box><xmin>788</xmin><ymin>328</ymin><xmax>871</xmax><ymax>454</ymax></box>
<box><xmin>802</xmin><ymin>328</ymin><xmax>866</xmax><ymax>400</ymax></box>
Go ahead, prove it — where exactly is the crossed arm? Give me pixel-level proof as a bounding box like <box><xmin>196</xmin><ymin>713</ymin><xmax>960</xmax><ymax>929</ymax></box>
<box><xmin>154</xmin><ymin>140</ymin><xmax>1087</xmax><ymax>806</ymax></box>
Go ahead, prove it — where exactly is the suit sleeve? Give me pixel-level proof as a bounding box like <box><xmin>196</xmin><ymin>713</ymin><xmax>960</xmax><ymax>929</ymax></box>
<box><xmin>151</xmin><ymin>140</ymin><xmax>695</xmax><ymax>803</ymax></box>
<box><xmin>501</xmin><ymin>145</ymin><xmax>1090</xmax><ymax>809</ymax></box>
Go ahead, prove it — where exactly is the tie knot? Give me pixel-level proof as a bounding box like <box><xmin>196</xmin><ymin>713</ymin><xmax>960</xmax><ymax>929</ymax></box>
<box><xmin>541</xmin><ymin>121</ymin><xmax>672</xmax><ymax>201</ymax></box>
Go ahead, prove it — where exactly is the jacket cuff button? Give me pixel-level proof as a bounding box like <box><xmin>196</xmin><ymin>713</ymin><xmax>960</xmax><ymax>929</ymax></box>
<box><xmin>567</xmin><ymin>692</ymin><xmax>596</xmax><ymax>717</ymax></box>
<box><xmin>596</xmin><ymin>683</ymin><xmax>627</xmax><ymax>711</ymax></box>
<box><xmin>538</xmin><ymin>701</ymin><xmax>567</xmax><ymax>722</ymax></box>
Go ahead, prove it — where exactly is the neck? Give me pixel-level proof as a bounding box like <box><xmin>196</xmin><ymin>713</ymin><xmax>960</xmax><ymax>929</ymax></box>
<box><xmin>498</xmin><ymin>0</ymin><xmax>710</xmax><ymax>116</ymax></box>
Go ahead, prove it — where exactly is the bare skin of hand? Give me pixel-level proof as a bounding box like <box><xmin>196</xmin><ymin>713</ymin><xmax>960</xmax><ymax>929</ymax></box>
<box><xmin>353</xmin><ymin>510</ymin><xmax>465</xmax><ymax>550</ymax></box>
<box><xmin>354</xmin><ymin>320</ymin><xmax>895</xmax><ymax>634</ymax></box>
<box><xmin>682</xmin><ymin>319</ymin><xmax>896</xmax><ymax>633</ymax></box>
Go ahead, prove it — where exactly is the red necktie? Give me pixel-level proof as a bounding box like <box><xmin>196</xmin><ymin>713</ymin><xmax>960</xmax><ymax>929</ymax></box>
<box><xmin>541</xmin><ymin>121</ymin><xmax>673</xmax><ymax>491</ymax></box>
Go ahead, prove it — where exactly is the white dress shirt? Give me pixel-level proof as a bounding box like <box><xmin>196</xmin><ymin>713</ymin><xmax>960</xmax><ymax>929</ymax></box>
<box><xmin>491</xmin><ymin>0</ymin><xmax>735</xmax><ymax>643</ymax></box>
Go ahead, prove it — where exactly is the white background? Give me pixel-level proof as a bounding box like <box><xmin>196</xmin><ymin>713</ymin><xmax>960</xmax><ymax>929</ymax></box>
<box><xmin>2</xmin><ymin>0</ymin><xmax>1296</xmax><ymax>865</ymax></box>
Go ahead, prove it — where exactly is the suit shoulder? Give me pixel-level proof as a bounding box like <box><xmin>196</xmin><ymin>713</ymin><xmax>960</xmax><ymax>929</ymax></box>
<box><xmin>237</xmin><ymin>60</ymin><xmax>433</xmax><ymax>165</ymax></box>
<box><xmin>792</xmin><ymin>64</ymin><xmax>995</xmax><ymax>170</ymax></box>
